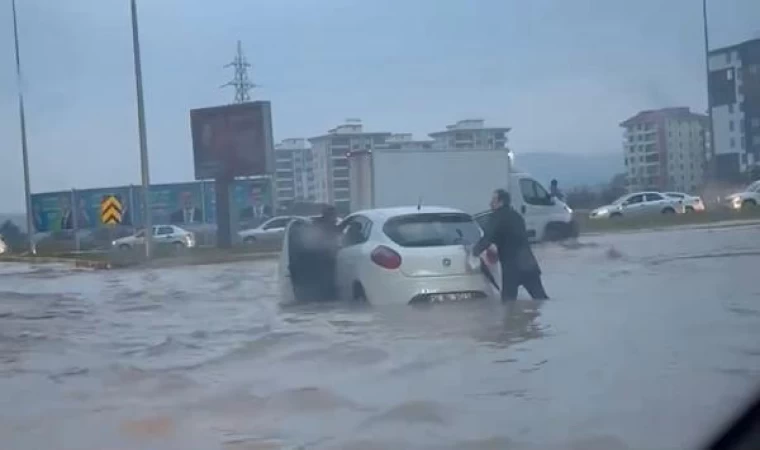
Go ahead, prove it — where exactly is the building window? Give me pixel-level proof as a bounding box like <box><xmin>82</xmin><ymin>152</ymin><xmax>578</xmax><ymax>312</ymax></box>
<box><xmin>728</xmin><ymin>104</ymin><xmax>734</xmax><ymax>114</ymax></box>
<box><xmin>729</xmin><ymin>121</ymin><xmax>734</xmax><ymax>131</ymax></box>
<box><xmin>726</xmin><ymin>52</ymin><xmax>732</xmax><ymax>64</ymax></box>
<box><xmin>730</xmin><ymin>138</ymin><xmax>736</xmax><ymax>148</ymax></box>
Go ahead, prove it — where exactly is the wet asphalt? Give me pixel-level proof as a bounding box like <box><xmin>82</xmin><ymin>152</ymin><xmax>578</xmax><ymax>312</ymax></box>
<box><xmin>0</xmin><ymin>224</ymin><xmax>759</xmax><ymax>450</ymax></box>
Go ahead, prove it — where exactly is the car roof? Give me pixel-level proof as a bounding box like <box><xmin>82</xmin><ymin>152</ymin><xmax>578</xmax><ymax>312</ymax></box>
<box><xmin>349</xmin><ymin>206</ymin><xmax>468</xmax><ymax>222</ymax></box>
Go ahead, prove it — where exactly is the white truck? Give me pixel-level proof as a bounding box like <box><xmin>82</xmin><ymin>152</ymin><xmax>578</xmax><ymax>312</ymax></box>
<box><xmin>347</xmin><ymin>147</ymin><xmax>577</xmax><ymax>242</ymax></box>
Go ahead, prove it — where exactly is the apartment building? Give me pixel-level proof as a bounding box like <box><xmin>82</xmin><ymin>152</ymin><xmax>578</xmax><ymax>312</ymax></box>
<box><xmin>620</xmin><ymin>107</ymin><xmax>708</xmax><ymax>193</ymax></box>
<box><xmin>707</xmin><ymin>38</ymin><xmax>760</xmax><ymax>180</ymax></box>
<box><xmin>428</xmin><ymin>119</ymin><xmax>509</xmax><ymax>149</ymax></box>
<box><xmin>274</xmin><ymin>138</ymin><xmax>314</xmax><ymax>211</ymax></box>
<box><xmin>309</xmin><ymin>120</ymin><xmax>391</xmax><ymax>214</ymax></box>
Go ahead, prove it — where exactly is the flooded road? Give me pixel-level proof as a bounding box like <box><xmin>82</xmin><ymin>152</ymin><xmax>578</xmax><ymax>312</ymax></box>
<box><xmin>1</xmin><ymin>225</ymin><xmax>759</xmax><ymax>450</ymax></box>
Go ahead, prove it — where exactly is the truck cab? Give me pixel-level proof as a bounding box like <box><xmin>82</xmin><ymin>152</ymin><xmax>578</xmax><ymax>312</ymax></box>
<box><xmin>474</xmin><ymin>172</ymin><xmax>577</xmax><ymax>242</ymax></box>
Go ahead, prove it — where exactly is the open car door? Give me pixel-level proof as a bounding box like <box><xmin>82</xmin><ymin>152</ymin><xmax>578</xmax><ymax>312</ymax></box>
<box><xmin>278</xmin><ymin>217</ymin><xmax>310</xmax><ymax>304</ymax></box>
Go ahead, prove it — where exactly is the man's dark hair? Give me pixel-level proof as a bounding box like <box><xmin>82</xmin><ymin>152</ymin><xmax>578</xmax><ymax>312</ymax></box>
<box><xmin>551</xmin><ymin>179</ymin><xmax>558</xmax><ymax>186</ymax></box>
<box><xmin>495</xmin><ymin>189</ymin><xmax>511</xmax><ymax>207</ymax></box>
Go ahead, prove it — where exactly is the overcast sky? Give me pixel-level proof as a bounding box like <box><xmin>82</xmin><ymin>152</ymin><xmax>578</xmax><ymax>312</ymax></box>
<box><xmin>0</xmin><ymin>0</ymin><xmax>758</xmax><ymax>211</ymax></box>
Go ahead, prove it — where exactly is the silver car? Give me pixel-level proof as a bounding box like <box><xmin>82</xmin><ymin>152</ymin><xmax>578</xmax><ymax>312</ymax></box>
<box><xmin>590</xmin><ymin>191</ymin><xmax>685</xmax><ymax>220</ymax></box>
<box><xmin>113</xmin><ymin>225</ymin><xmax>196</xmax><ymax>250</ymax></box>
<box><xmin>665</xmin><ymin>192</ymin><xmax>705</xmax><ymax>213</ymax></box>
<box><xmin>238</xmin><ymin>216</ymin><xmax>303</xmax><ymax>245</ymax></box>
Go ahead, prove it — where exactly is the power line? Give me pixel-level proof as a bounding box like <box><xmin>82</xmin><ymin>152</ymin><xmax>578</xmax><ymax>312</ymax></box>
<box><xmin>221</xmin><ymin>40</ymin><xmax>257</xmax><ymax>103</ymax></box>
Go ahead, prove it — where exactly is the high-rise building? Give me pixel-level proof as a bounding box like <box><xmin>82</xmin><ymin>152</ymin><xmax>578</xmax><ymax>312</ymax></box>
<box><xmin>707</xmin><ymin>38</ymin><xmax>760</xmax><ymax>181</ymax></box>
<box><xmin>428</xmin><ymin>119</ymin><xmax>509</xmax><ymax>149</ymax></box>
<box><xmin>309</xmin><ymin>120</ymin><xmax>391</xmax><ymax>214</ymax></box>
<box><xmin>620</xmin><ymin>107</ymin><xmax>708</xmax><ymax>193</ymax></box>
<box><xmin>274</xmin><ymin>138</ymin><xmax>313</xmax><ymax>211</ymax></box>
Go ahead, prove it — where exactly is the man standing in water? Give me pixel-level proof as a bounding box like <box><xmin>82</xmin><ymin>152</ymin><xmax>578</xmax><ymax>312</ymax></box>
<box><xmin>472</xmin><ymin>189</ymin><xmax>549</xmax><ymax>301</ymax></box>
<box><xmin>311</xmin><ymin>205</ymin><xmax>342</xmax><ymax>299</ymax></box>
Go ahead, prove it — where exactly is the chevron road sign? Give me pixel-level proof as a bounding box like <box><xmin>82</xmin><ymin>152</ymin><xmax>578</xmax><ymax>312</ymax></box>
<box><xmin>100</xmin><ymin>195</ymin><xmax>123</xmax><ymax>225</ymax></box>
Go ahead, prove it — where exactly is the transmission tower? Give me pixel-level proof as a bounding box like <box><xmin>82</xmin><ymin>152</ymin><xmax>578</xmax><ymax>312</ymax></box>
<box><xmin>221</xmin><ymin>40</ymin><xmax>257</xmax><ymax>103</ymax></box>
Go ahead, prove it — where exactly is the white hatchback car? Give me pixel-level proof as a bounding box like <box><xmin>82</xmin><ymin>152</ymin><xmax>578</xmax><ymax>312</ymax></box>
<box><xmin>278</xmin><ymin>206</ymin><xmax>501</xmax><ymax>305</ymax></box>
<box><xmin>112</xmin><ymin>225</ymin><xmax>196</xmax><ymax>250</ymax></box>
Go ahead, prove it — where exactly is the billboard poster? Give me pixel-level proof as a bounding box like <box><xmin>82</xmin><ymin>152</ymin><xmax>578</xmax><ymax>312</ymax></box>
<box><xmin>30</xmin><ymin>191</ymin><xmax>73</xmax><ymax>233</ymax></box>
<box><xmin>190</xmin><ymin>101</ymin><xmax>274</xmax><ymax>180</ymax></box>
<box><xmin>75</xmin><ymin>187</ymin><xmax>132</xmax><ymax>228</ymax></box>
<box><xmin>232</xmin><ymin>178</ymin><xmax>273</xmax><ymax>227</ymax></box>
<box><xmin>133</xmin><ymin>182</ymin><xmax>204</xmax><ymax>228</ymax></box>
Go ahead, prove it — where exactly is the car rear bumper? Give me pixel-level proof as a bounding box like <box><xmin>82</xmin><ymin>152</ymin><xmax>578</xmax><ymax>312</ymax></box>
<box><xmin>363</xmin><ymin>273</ymin><xmax>498</xmax><ymax>305</ymax></box>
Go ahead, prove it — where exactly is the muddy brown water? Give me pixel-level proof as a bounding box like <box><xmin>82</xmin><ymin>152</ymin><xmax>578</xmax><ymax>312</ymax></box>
<box><xmin>1</xmin><ymin>225</ymin><xmax>759</xmax><ymax>449</ymax></box>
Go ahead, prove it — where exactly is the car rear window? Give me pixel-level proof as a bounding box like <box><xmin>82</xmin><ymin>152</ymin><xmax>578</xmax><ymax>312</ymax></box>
<box><xmin>383</xmin><ymin>213</ymin><xmax>481</xmax><ymax>248</ymax></box>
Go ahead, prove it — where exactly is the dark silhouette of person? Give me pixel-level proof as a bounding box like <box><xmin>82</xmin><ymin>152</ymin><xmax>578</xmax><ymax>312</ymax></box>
<box><xmin>310</xmin><ymin>205</ymin><xmax>342</xmax><ymax>300</ymax></box>
<box><xmin>550</xmin><ymin>179</ymin><xmax>564</xmax><ymax>201</ymax></box>
<box><xmin>472</xmin><ymin>189</ymin><xmax>548</xmax><ymax>301</ymax></box>
<box><xmin>170</xmin><ymin>191</ymin><xmax>203</xmax><ymax>225</ymax></box>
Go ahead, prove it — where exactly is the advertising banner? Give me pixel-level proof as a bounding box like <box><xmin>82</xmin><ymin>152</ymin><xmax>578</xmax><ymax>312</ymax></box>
<box><xmin>232</xmin><ymin>178</ymin><xmax>273</xmax><ymax>227</ymax></box>
<box><xmin>75</xmin><ymin>187</ymin><xmax>133</xmax><ymax>228</ymax></box>
<box><xmin>133</xmin><ymin>182</ymin><xmax>204</xmax><ymax>227</ymax></box>
<box><xmin>190</xmin><ymin>101</ymin><xmax>274</xmax><ymax>180</ymax></box>
<box><xmin>30</xmin><ymin>191</ymin><xmax>73</xmax><ymax>233</ymax></box>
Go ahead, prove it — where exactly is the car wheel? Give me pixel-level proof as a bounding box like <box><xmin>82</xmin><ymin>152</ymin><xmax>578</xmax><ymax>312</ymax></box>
<box><xmin>244</xmin><ymin>236</ymin><xmax>256</xmax><ymax>245</ymax></box>
<box><xmin>685</xmin><ymin>206</ymin><xmax>694</xmax><ymax>213</ymax></box>
<box><xmin>609</xmin><ymin>212</ymin><xmax>623</xmax><ymax>219</ymax></box>
<box><xmin>661</xmin><ymin>207</ymin><xmax>676</xmax><ymax>214</ymax></box>
<box><xmin>352</xmin><ymin>282</ymin><xmax>368</xmax><ymax>303</ymax></box>
<box><xmin>742</xmin><ymin>199</ymin><xmax>757</xmax><ymax>210</ymax></box>
<box><xmin>173</xmin><ymin>241</ymin><xmax>186</xmax><ymax>250</ymax></box>
<box><xmin>543</xmin><ymin>222</ymin><xmax>568</xmax><ymax>242</ymax></box>
<box><xmin>119</xmin><ymin>244</ymin><xmax>131</xmax><ymax>251</ymax></box>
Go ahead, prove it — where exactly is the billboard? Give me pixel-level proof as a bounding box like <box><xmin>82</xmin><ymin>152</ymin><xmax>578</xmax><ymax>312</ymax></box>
<box><xmin>133</xmin><ymin>182</ymin><xmax>205</xmax><ymax>227</ymax></box>
<box><xmin>30</xmin><ymin>191</ymin><xmax>73</xmax><ymax>233</ymax></box>
<box><xmin>202</xmin><ymin>178</ymin><xmax>273</xmax><ymax>227</ymax></box>
<box><xmin>190</xmin><ymin>101</ymin><xmax>274</xmax><ymax>180</ymax></box>
<box><xmin>76</xmin><ymin>187</ymin><xmax>133</xmax><ymax>227</ymax></box>
<box><xmin>31</xmin><ymin>178</ymin><xmax>274</xmax><ymax>233</ymax></box>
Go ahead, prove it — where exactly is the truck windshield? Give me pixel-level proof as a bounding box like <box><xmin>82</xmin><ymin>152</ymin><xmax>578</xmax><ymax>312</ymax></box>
<box><xmin>383</xmin><ymin>213</ymin><xmax>481</xmax><ymax>247</ymax></box>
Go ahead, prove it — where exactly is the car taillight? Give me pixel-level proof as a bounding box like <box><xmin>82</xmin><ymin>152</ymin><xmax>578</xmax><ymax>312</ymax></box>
<box><xmin>485</xmin><ymin>248</ymin><xmax>498</xmax><ymax>264</ymax></box>
<box><xmin>370</xmin><ymin>245</ymin><xmax>402</xmax><ymax>270</ymax></box>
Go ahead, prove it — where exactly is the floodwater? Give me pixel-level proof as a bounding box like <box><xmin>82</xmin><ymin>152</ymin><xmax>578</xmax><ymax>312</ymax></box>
<box><xmin>1</xmin><ymin>225</ymin><xmax>759</xmax><ymax>450</ymax></box>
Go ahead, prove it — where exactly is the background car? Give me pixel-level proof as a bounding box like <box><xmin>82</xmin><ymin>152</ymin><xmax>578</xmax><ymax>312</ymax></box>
<box><xmin>589</xmin><ymin>191</ymin><xmax>685</xmax><ymax>220</ymax></box>
<box><xmin>238</xmin><ymin>215</ymin><xmax>306</xmax><ymax>245</ymax></box>
<box><xmin>665</xmin><ymin>192</ymin><xmax>705</xmax><ymax>212</ymax></box>
<box><xmin>725</xmin><ymin>180</ymin><xmax>760</xmax><ymax>211</ymax></box>
<box><xmin>112</xmin><ymin>225</ymin><xmax>195</xmax><ymax>250</ymax></box>
<box><xmin>0</xmin><ymin>235</ymin><xmax>7</xmax><ymax>255</ymax></box>
<box><xmin>279</xmin><ymin>206</ymin><xmax>501</xmax><ymax>305</ymax></box>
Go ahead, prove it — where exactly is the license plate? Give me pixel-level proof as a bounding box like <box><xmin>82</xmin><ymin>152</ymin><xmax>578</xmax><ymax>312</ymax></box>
<box><xmin>429</xmin><ymin>292</ymin><xmax>474</xmax><ymax>303</ymax></box>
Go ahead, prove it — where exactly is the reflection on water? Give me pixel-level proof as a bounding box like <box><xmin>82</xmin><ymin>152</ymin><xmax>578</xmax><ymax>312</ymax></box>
<box><xmin>0</xmin><ymin>225</ymin><xmax>759</xmax><ymax>449</ymax></box>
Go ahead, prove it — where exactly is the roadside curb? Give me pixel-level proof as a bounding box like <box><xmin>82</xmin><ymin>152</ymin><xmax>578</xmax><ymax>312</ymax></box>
<box><xmin>580</xmin><ymin>218</ymin><xmax>760</xmax><ymax>237</ymax></box>
<box><xmin>0</xmin><ymin>251</ymin><xmax>279</xmax><ymax>270</ymax></box>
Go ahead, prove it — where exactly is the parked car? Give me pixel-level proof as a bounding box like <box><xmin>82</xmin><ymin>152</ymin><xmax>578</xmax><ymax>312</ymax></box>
<box><xmin>112</xmin><ymin>225</ymin><xmax>195</xmax><ymax>250</ymax></box>
<box><xmin>239</xmin><ymin>215</ymin><xmax>307</xmax><ymax>245</ymax></box>
<box><xmin>725</xmin><ymin>180</ymin><xmax>760</xmax><ymax>211</ymax></box>
<box><xmin>589</xmin><ymin>191</ymin><xmax>685</xmax><ymax>220</ymax></box>
<box><xmin>278</xmin><ymin>206</ymin><xmax>501</xmax><ymax>305</ymax></box>
<box><xmin>665</xmin><ymin>192</ymin><xmax>705</xmax><ymax>212</ymax></box>
<box><xmin>0</xmin><ymin>235</ymin><xmax>7</xmax><ymax>255</ymax></box>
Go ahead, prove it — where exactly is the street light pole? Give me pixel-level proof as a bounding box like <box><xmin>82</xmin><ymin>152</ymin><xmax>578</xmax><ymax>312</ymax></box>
<box><xmin>11</xmin><ymin>0</ymin><xmax>35</xmax><ymax>254</ymax></box>
<box><xmin>130</xmin><ymin>0</ymin><xmax>153</xmax><ymax>259</ymax></box>
<box><xmin>703</xmin><ymin>0</ymin><xmax>716</xmax><ymax>180</ymax></box>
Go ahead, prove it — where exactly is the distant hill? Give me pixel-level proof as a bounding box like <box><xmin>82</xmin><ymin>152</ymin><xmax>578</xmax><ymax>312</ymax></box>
<box><xmin>515</xmin><ymin>151</ymin><xmax>623</xmax><ymax>189</ymax></box>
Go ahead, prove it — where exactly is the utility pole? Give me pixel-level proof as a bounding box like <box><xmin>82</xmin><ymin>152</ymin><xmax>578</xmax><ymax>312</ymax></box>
<box><xmin>130</xmin><ymin>0</ymin><xmax>153</xmax><ymax>259</ymax></box>
<box><xmin>703</xmin><ymin>0</ymin><xmax>716</xmax><ymax>181</ymax></box>
<box><xmin>11</xmin><ymin>0</ymin><xmax>35</xmax><ymax>254</ymax></box>
<box><xmin>222</xmin><ymin>40</ymin><xmax>257</xmax><ymax>103</ymax></box>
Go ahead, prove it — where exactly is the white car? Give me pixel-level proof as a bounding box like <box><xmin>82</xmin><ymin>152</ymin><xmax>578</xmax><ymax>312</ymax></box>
<box><xmin>0</xmin><ymin>235</ymin><xmax>7</xmax><ymax>255</ymax></box>
<box><xmin>725</xmin><ymin>180</ymin><xmax>760</xmax><ymax>211</ymax></box>
<box><xmin>278</xmin><ymin>206</ymin><xmax>501</xmax><ymax>305</ymax></box>
<box><xmin>665</xmin><ymin>192</ymin><xmax>705</xmax><ymax>213</ymax></box>
<box><xmin>589</xmin><ymin>191</ymin><xmax>686</xmax><ymax>219</ymax></box>
<box><xmin>238</xmin><ymin>216</ymin><xmax>302</xmax><ymax>245</ymax></box>
<box><xmin>112</xmin><ymin>225</ymin><xmax>196</xmax><ymax>250</ymax></box>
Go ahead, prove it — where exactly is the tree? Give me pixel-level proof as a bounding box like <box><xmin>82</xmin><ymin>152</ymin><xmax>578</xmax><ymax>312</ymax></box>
<box><xmin>0</xmin><ymin>220</ymin><xmax>26</xmax><ymax>253</ymax></box>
